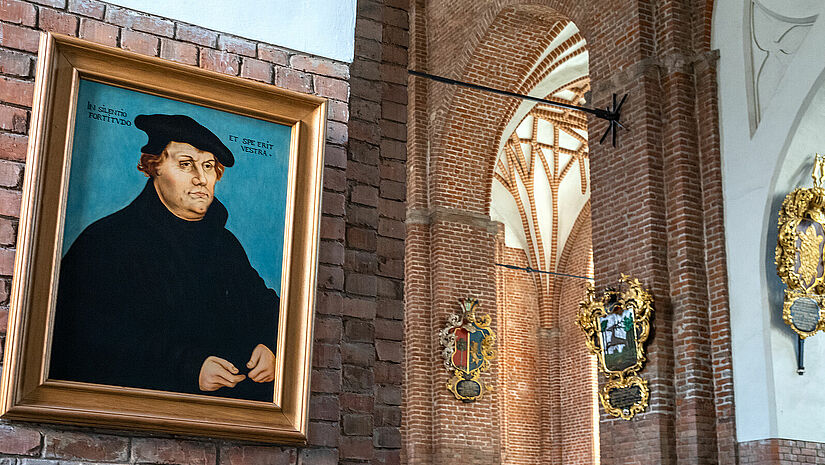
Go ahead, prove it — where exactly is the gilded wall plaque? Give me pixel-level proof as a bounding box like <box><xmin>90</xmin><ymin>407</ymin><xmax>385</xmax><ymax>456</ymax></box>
<box><xmin>577</xmin><ymin>275</ymin><xmax>653</xmax><ymax>420</ymax></box>
<box><xmin>439</xmin><ymin>298</ymin><xmax>496</xmax><ymax>402</ymax></box>
<box><xmin>776</xmin><ymin>154</ymin><xmax>825</xmax><ymax>338</ymax></box>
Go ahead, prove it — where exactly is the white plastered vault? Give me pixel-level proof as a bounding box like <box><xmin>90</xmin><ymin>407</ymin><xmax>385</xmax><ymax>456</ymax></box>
<box><xmin>715</xmin><ymin>0</ymin><xmax>825</xmax><ymax>443</ymax></box>
<box><xmin>490</xmin><ymin>22</ymin><xmax>590</xmax><ymax>279</ymax></box>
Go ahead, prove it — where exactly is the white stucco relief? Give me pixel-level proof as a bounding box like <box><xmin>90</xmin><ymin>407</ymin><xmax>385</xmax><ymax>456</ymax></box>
<box><xmin>747</xmin><ymin>0</ymin><xmax>818</xmax><ymax>132</ymax></box>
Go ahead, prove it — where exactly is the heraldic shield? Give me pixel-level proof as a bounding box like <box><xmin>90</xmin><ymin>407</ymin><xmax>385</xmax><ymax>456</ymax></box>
<box><xmin>577</xmin><ymin>274</ymin><xmax>653</xmax><ymax>420</ymax></box>
<box><xmin>439</xmin><ymin>298</ymin><xmax>496</xmax><ymax>402</ymax></box>
<box><xmin>776</xmin><ymin>154</ymin><xmax>825</xmax><ymax>338</ymax></box>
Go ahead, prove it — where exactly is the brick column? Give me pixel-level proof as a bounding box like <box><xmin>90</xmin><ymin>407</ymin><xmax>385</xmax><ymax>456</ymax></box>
<box><xmin>340</xmin><ymin>1</ymin><xmax>408</xmax><ymax>465</ymax></box>
<box><xmin>588</xmin><ymin>0</ymin><xmax>732</xmax><ymax>464</ymax></box>
<box><xmin>430</xmin><ymin>211</ymin><xmax>501</xmax><ymax>465</ymax></box>
<box><xmin>402</xmin><ymin>0</ymin><xmax>433</xmax><ymax>463</ymax></box>
<box><xmin>588</xmin><ymin>3</ymin><xmax>678</xmax><ymax>463</ymax></box>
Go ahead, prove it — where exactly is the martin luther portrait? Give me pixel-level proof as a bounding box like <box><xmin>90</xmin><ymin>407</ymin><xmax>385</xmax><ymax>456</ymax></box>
<box><xmin>49</xmin><ymin>114</ymin><xmax>280</xmax><ymax>402</ymax></box>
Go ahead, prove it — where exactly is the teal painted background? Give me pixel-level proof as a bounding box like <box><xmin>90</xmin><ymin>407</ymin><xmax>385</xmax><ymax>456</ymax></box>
<box><xmin>64</xmin><ymin>79</ymin><xmax>291</xmax><ymax>293</ymax></box>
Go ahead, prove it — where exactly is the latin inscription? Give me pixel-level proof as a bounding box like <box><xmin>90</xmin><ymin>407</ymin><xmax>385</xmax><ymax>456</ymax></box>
<box><xmin>456</xmin><ymin>379</ymin><xmax>481</xmax><ymax>399</ymax></box>
<box><xmin>790</xmin><ymin>297</ymin><xmax>820</xmax><ymax>332</ymax></box>
<box><xmin>608</xmin><ymin>385</ymin><xmax>642</xmax><ymax>410</ymax></box>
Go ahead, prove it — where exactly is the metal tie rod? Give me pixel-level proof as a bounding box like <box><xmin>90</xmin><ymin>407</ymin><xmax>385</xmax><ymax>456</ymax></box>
<box><xmin>408</xmin><ymin>69</ymin><xmax>627</xmax><ymax>147</ymax></box>
<box><xmin>495</xmin><ymin>263</ymin><xmax>594</xmax><ymax>281</ymax></box>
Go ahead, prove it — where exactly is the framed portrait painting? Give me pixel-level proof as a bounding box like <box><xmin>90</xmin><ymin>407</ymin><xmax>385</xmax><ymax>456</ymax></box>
<box><xmin>0</xmin><ymin>33</ymin><xmax>326</xmax><ymax>443</ymax></box>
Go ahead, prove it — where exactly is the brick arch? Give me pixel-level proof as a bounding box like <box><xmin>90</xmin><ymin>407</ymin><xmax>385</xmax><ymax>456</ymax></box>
<box><xmin>424</xmin><ymin>1</ymin><xmax>595</xmax><ymax>156</ymax></box>
<box><xmin>425</xmin><ymin>0</ymin><xmax>594</xmax><ymax>82</ymax></box>
<box><xmin>552</xmin><ymin>201</ymin><xmax>592</xmax><ymax>325</ymax></box>
<box><xmin>425</xmin><ymin>3</ymin><xmax>590</xmax><ymax>215</ymax></box>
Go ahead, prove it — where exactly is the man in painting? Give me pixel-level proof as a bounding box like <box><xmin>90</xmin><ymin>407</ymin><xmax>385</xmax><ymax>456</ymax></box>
<box><xmin>49</xmin><ymin>114</ymin><xmax>279</xmax><ymax>402</ymax></box>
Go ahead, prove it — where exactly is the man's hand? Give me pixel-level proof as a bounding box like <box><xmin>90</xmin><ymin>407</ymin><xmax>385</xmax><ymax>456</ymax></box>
<box><xmin>246</xmin><ymin>344</ymin><xmax>276</xmax><ymax>383</ymax></box>
<box><xmin>199</xmin><ymin>356</ymin><xmax>246</xmax><ymax>391</ymax></box>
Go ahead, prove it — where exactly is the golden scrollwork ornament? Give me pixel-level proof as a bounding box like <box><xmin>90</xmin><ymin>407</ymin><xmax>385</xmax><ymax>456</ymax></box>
<box><xmin>439</xmin><ymin>298</ymin><xmax>496</xmax><ymax>402</ymax></box>
<box><xmin>775</xmin><ymin>154</ymin><xmax>825</xmax><ymax>338</ymax></box>
<box><xmin>576</xmin><ymin>274</ymin><xmax>653</xmax><ymax>420</ymax></box>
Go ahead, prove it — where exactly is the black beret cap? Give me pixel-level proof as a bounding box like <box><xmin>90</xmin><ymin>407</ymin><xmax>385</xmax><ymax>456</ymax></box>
<box><xmin>134</xmin><ymin>114</ymin><xmax>234</xmax><ymax>167</ymax></box>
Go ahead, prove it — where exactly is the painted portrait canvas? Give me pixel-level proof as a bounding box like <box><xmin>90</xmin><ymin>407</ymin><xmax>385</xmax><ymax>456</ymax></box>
<box><xmin>1</xmin><ymin>34</ymin><xmax>324</xmax><ymax>441</ymax></box>
<box><xmin>48</xmin><ymin>79</ymin><xmax>292</xmax><ymax>402</ymax></box>
<box><xmin>49</xmin><ymin>80</ymin><xmax>291</xmax><ymax>402</ymax></box>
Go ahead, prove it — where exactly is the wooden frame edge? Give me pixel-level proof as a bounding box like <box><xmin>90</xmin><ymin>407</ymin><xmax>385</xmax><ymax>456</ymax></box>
<box><xmin>1</xmin><ymin>32</ymin><xmax>326</xmax><ymax>444</ymax></box>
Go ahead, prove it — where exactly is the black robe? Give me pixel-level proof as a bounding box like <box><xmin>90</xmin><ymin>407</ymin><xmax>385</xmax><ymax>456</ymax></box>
<box><xmin>50</xmin><ymin>179</ymin><xmax>279</xmax><ymax>402</ymax></box>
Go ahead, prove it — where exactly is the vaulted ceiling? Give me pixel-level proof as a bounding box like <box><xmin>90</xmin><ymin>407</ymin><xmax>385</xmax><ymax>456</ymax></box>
<box><xmin>490</xmin><ymin>21</ymin><xmax>589</xmax><ymax>283</ymax></box>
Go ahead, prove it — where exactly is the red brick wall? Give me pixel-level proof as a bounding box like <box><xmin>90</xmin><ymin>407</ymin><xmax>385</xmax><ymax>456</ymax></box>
<box><xmin>554</xmin><ymin>204</ymin><xmax>596</xmax><ymax>465</ymax></box>
<box><xmin>739</xmin><ymin>439</ymin><xmax>825</xmax><ymax>465</ymax></box>
<box><xmin>406</xmin><ymin>0</ymin><xmax>739</xmax><ymax>464</ymax></box>
<box><xmin>0</xmin><ymin>0</ymin><xmax>406</xmax><ymax>464</ymax></box>
<box><xmin>496</xmin><ymin>243</ymin><xmax>543</xmax><ymax>464</ymax></box>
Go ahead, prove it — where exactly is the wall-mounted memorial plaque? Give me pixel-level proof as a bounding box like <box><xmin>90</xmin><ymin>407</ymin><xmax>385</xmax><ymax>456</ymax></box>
<box><xmin>439</xmin><ymin>298</ymin><xmax>496</xmax><ymax>402</ymax></box>
<box><xmin>776</xmin><ymin>154</ymin><xmax>825</xmax><ymax>339</ymax></box>
<box><xmin>576</xmin><ymin>275</ymin><xmax>653</xmax><ymax>420</ymax></box>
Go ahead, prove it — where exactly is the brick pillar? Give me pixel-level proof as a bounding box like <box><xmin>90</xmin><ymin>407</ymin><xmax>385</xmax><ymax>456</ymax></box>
<box><xmin>656</xmin><ymin>3</ymin><xmax>719</xmax><ymax>462</ymax></box>
<box><xmin>402</xmin><ymin>0</ymin><xmax>433</xmax><ymax>463</ymax></box>
<box><xmin>342</xmin><ymin>1</ymin><xmax>408</xmax><ymax>464</ymax></box>
<box><xmin>430</xmin><ymin>211</ymin><xmax>501</xmax><ymax>465</ymax></box>
<box><xmin>588</xmin><ymin>3</ymin><xmax>678</xmax><ymax>464</ymax></box>
<box><xmin>588</xmin><ymin>0</ymin><xmax>732</xmax><ymax>464</ymax></box>
<box><xmin>406</xmin><ymin>210</ymin><xmax>502</xmax><ymax>465</ymax></box>
<box><xmin>693</xmin><ymin>49</ymin><xmax>737</xmax><ymax>465</ymax></box>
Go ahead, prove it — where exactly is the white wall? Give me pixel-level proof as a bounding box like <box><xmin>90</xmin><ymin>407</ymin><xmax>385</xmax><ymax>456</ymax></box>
<box><xmin>714</xmin><ymin>0</ymin><xmax>825</xmax><ymax>443</ymax></box>
<box><xmin>107</xmin><ymin>0</ymin><xmax>357</xmax><ymax>62</ymax></box>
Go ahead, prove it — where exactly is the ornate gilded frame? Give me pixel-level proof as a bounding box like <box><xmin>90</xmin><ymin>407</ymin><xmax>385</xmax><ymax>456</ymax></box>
<box><xmin>0</xmin><ymin>34</ymin><xmax>326</xmax><ymax>443</ymax></box>
<box><xmin>577</xmin><ymin>274</ymin><xmax>653</xmax><ymax>420</ymax></box>
<box><xmin>775</xmin><ymin>154</ymin><xmax>825</xmax><ymax>338</ymax></box>
<box><xmin>439</xmin><ymin>298</ymin><xmax>496</xmax><ymax>402</ymax></box>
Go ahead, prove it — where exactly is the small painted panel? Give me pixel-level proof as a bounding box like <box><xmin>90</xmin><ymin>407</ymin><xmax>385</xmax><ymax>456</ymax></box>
<box><xmin>598</xmin><ymin>303</ymin><xmax>638</xmax><ymax>373</ymax></box>
<box><xmin>577</xmin><ymin>275</ymin><xmax>653</xmax><ymax>420</ymax></box>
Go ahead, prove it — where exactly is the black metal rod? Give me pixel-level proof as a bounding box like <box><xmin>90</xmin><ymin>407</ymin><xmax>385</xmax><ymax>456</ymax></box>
<box><xmin>408</xmin><ymin>69</ymin><xmax>613</xmax><ymax>121</ymax></box>
<box><xmin>797</xmin><ymin>336</ymin><xmax>805</xmax><ymax>375</ymax></box>
<box><xmin>495</xmin><ymin>263</ymin><xmax>594</xmax><ymax>281</ymax></box>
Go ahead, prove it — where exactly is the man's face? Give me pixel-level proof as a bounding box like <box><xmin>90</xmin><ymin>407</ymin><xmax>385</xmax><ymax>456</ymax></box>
<box><xmin>153</xmin><ymin>141</ymin><xmax>219</xmax><ymax>221</ymax></box>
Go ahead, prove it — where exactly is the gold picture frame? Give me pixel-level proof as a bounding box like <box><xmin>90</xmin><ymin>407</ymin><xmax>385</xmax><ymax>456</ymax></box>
<box><xmin>0</xmin><ymin>33</ymin><xmax>326</xmax><ymax>443</ymax></box>
<box><xmin>577</xmin><ymin>274</ymin><xmax>653</xmax><ymax>420</ymax></box>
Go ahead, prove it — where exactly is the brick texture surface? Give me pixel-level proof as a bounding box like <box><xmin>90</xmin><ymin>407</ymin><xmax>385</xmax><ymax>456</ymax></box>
<box><xmin>406</xmin><ymin>0</ymin><xmax>741</xmax><ymax>464</ymax></box>
<box><xmin>0</xmin><ymin>0</ymin><xmax>798</xmax><ymax>464</ymax></box>
<box><xmin>0</xmin><ymin>1</ymin><xmax>405</xmax><ymax>464</ymax></box>
<box><xmin>740</xmin><ymin>439</ymin><xmax>825</xmax><ymax>465</ymax></box>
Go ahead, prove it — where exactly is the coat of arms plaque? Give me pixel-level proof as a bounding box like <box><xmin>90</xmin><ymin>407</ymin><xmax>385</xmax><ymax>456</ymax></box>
<box><xmin>576</xmin><ymin>275</ymin><xmax>653</xmax><ymax>420</ymax></box>
<box><xmin>775</xmin><ymin>154</ymin><xmax>825</xmax><ymax>339</ymax></box>
<box><xmin>439</xmin><ymin>298</ymin><xmax>496</xmax><ymax>402</ymax></box>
